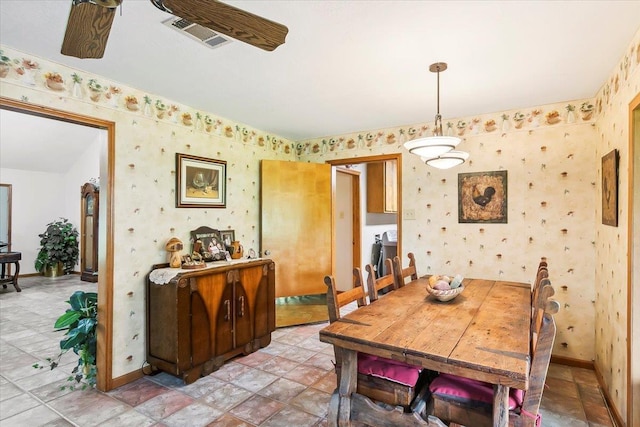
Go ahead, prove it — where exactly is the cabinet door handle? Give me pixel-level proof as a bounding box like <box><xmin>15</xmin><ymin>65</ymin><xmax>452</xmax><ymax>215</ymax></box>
<box><xmin>224</xmin><ymin>299</ymin><xmax>231</xmax><ymax>321</ymax></box>
<box><xmin>238</xmin><ymin>296</ymin><xmax>245</xmax><ymax>318</ymax></box>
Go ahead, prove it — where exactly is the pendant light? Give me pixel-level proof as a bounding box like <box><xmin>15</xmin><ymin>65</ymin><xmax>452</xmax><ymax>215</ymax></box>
<box><xmin>404</xmin><ymin>62</ymin><xmax>469</xmax><ymax>168</ymax></box>
<box><xmin>422</xmin><ymin>151</ymin><xmax>470</xmax><ymax>169</ymax></box>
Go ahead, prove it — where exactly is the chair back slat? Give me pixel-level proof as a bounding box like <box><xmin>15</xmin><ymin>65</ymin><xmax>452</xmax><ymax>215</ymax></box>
<box><xmin>365</xmin><ymin>260</ymin><xmax>396</xmax><ymax>302</ymax></box>
<box><xmin>531</xmin><ymin>278</ymin><xmax>554</xmax><ymax>353</ymax></box>
<box><xmin>351</xmin><ymin>267</ymin><xmax>369</xmax><ymax>307</ymax></box>
<box><xmin>520</xmin><ymin>301</ymin><xmax>559</xmax><ymax>424</ymax></box>
<box><xmin>531</xmin><ymin>265</ymin><xmax>548</xmax><ymax>311</ymax></box>
<box><xmin>324</xmin><ymin>273</ymin><xmax>367</xmax><ymax>324</ymax></box>
<box><xmin>537</xmin><ymin>257</ymin><xmax>547</xmax><ymax>270</ymax></box>
<box><xmin>392</xmin><ymin>252</ymin><xmax>418</xmax><ymax>288</ymax></box>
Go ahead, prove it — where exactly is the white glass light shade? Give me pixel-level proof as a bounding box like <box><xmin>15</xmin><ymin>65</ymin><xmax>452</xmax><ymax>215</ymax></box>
<box><xmin>422</xmin><ymin>150</ymin><xmax>470</xmax><ymax>169</ymax></box>
<box><xmin>403</xmin><ymin>135</ymin><xmax>461</xmax><ymax>158</ymax></box>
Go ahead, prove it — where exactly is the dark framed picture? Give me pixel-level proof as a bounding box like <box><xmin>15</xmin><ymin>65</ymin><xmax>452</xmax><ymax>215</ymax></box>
<box><xmin>602</xmin><ymin>149</ymin><xmax>618</xmax><ymax>227</ymax></box>
<box><xmin>220</xmin><ymin>230</ymin><xmax>235</xmax><ymax>246</ymax></box>
<box><xmin>458</xmin><ymin>170</ymin><xmax>508</xmax><ymax>223</ymax></box>
<box><xmin>176</xmin><ymin>153</ymin><xmax>226</xmax><ymax>208</ymax></box>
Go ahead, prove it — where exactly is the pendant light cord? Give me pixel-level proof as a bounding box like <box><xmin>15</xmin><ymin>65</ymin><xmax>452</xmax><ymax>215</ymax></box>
<box><xmin>434</xmin><ymin>65</ymin><xmax>442</xmax><ymax>136</ymax></box>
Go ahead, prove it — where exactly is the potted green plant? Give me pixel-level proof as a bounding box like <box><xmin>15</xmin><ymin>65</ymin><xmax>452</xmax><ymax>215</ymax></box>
<box><xmin>35</xmin><ymin>218</ymin><xmax>79</xmax><ymax>277</ymax></box>
<box><xmin>34</xmin><ymin>290</ymin><xmax>98</xmax><ymax>389</ymax></box>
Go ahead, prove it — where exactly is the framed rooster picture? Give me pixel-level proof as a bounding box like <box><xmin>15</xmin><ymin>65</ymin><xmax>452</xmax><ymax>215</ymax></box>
<box><xmin>601</xmin><ymin>149</ymin><xmax>618</xmax><ymax>227</ymax></box>
<box><xmin>458</xmin><ymin>170</ymin><xmax>508</xmax><ymax>223</ymax></box>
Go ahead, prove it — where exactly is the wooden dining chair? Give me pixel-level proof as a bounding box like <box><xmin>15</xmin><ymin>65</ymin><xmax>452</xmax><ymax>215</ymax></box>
<box><xmin>536</xmin><ymin>258</ymin><xmax>548</xmax><ymax>284</ymax></box>
<box><xmin>365</xmin><ymin>259</ymin><xmax>397</xmax><ymax>302</ymax></box>
<box><xmin>532</xmin><ymin>267</ymin><xmax>548</xmax><ymax>294</ymax></box>
<box><xmin>324</xmin><ymin>272</ymin><xmax>425</xmax><ymax>411</ymax></box>
<box><xmin>531</xmin><ymin>259</ymin><xmax>549</xmax><ymax>338</ymax></box>
<box><xmin>392</xmin><ymin>252</ymin><xmax>418</xmax><ymax>288</ymax></box>
<box><xmin>531</xmin><ymin>277</ymin><xmax>554</xmax><ymax>353</ymax></box>
<box><xmin>531</xmin><ymin>258</ymin><xmax>549</xmax><ymax>302</ymax></box>
<box><xmin>428</xmin><ymin>297</ymin><xmax>559</xmax><ymax>427</ymax></box>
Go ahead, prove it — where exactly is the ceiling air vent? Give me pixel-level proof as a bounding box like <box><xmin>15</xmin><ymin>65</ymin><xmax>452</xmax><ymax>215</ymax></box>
<box><xmin>162</xmin><ymin>17</ymin><xmax>231</xmax><ymax>49</ymax></box>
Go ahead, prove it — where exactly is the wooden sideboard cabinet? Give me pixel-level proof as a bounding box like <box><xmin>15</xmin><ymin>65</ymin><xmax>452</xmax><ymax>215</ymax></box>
<box><xmin>147</xmin><ymin>259</ymin><xmax>275</xmax><ymax>384</ymax></box>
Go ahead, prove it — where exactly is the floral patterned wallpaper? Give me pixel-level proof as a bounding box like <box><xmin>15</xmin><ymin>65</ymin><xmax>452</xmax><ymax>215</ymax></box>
<box><xmin>1</xmin><ymin>24</ymin><xmax>638</xmax><ymax>419</ymax></box>
<box><xmin>297</xmin><ymin>27</ymin><xmax>640</xmax><ymax>424</ymax></box>
<box><xmin>593</xmin><ymin>28</ymin><xmax>640</xmax><ymax>422</ymax></box>
<box><xmin>301</xmin><ymin>99</ymin><xmax>599</xmax><ymax>362</ymax></box>
<box><xmin>0</xmin><ymin>44</ymin><xmax>295</xmax><ymax>380</ymax></box>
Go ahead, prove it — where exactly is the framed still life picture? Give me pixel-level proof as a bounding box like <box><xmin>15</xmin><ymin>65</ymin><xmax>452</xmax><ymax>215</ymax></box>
<box><xmin>601</xmin><ymin>149</ymin><xmax>618</xmax><ymax>227</ymax></box>
<box><xmin>458</xmin><ymin>170</ymin><xmax>508</xmax><ymax>224</ymax></box>
<box><xmin>176</xmin><ymin>153</ymin><xmax>226</xmax><ymax>208</ymax></box>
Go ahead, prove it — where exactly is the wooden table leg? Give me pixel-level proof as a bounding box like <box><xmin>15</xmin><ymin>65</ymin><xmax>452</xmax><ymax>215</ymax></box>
<box><xmin>493</xmin><ymin>384</ymin><xmax>509</xmax><ymax>427</ymax></box>
<box><xmin>335</xmin><ymin>348</ymin><xmax>357</xmax><ymax>426</ymax></box>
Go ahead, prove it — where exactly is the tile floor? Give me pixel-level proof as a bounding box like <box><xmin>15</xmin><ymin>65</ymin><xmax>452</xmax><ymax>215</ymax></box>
<box><xmin>0</xmin><ymin>276</ymin><xmax>615</xmax><ymax>426</ymax></box>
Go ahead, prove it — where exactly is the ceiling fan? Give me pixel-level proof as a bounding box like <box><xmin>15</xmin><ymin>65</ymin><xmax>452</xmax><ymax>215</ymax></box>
<box><xmin>60</xmin><ymin>0</ymin><xmax>289</xmax><ymax>59</ymax></box>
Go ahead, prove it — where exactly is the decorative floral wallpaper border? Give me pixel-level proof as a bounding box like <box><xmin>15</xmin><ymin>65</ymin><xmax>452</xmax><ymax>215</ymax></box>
<box><xmin>0</xmin><ymin>46</ymin><xmax>295</xmax><ymax>154</ymax></box>
<box><xmin>595</xmin><ymin>39</ymin><xmax>640</xmax><ymax>115</ymax></box>
<box><xmin>297</xmin><ymin>99</ymin><xmax>595</xmax><ymax>157</ymax></box>
<box><xmin>1</xmin><ymin>39</ymin><xmax>638</xmax><ymax>159</ymax></box>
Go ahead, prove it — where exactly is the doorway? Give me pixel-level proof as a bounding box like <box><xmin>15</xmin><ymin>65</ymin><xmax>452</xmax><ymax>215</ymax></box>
<box><xmin>334</xmin><ymin>168</ymin><xmax>361</xmax><ymax>291</ymax></box>
<box><xmin>328</xmin><ymin>153</ymin><xmax>402</xmax><ymax>289</ymax></box>
<box><xmin>0</xmin><ymin>97</ymin><xmax>115</xmax><ymax>391</ymax></box>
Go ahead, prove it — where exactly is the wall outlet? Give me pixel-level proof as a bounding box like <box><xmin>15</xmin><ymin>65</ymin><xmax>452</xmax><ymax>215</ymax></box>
<box><xmin>403</xmin><ymin>209</ymin><xmax>416</xmax><ymax>220</ymax></box>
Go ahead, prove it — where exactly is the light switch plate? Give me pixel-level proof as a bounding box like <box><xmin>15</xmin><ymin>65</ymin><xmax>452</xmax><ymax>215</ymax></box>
<box><xmin>403</xmin><ymin>209</ymin><xmax>416</xmax><ymax>220</ymax></box>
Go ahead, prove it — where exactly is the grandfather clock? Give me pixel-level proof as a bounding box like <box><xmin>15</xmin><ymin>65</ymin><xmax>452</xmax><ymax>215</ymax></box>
<box><xmin>80</xmin><ymin>182</ymin><xmax>99</xmax><ymax>282</ymax></box>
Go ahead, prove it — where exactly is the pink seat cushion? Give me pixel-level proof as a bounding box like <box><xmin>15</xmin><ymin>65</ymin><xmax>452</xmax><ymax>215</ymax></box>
<box><xmin>357</xmin><ymin>353</ymin><xmax>421</xmax><ymax>386</ymax></box>
<box><xmin>429</xmin><ymin>373</ymin><xmax>524</xmax><ymax>410</ymax></box>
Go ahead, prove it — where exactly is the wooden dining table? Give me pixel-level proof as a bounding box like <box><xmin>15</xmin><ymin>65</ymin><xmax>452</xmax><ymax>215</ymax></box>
<box><xmin>319</xmin><ymin>276</ymin><xmax>531</xmax><ymax>427</ymax></box>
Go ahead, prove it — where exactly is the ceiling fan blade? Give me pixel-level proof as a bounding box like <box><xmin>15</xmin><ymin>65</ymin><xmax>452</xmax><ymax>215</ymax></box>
<box><xmin>61</xmin><ymin>1</ymin><xmax>116</xmax><ymax>59</ymax></box>
<box><xmin>158</xmin><ymin>0</ymin><xmax>288</xmax><ymax>51</ymax></box>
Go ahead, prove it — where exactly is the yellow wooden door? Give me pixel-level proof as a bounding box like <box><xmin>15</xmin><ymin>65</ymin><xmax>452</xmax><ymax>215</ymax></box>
<box><xmin>261</xmin><ymin>160</ymin><xmax>332</xmax><ymax>297</ymax></box>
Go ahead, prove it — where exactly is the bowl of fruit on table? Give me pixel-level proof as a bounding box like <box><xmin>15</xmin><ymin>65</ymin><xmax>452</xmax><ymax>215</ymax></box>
<box><xmin>426</xmin><ymin>274</ymin><xmax>464</xmax><ymax>302</ymax></box>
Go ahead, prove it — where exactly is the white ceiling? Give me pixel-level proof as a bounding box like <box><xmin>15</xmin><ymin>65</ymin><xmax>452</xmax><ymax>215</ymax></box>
<box><xmin>0</xmin><ymin>109</ymin><xmax>103</xmax><ymax>173</ymax></box>
<box><xmin>1</xmin><ymin>1</ymin><xmax>639</xmax><ymax>142</ymax></box>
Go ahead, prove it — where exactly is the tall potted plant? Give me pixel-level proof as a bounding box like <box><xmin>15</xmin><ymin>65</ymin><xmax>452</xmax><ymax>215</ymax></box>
<box><xmin>35</xmin><ymin>218</ymin><xmax>79</xmax><ymax>277</ymax></box>
<box><xmin>34</xmin><ymin>290</ymin><xmax>98</xmax><ymax>389</ymax></box>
